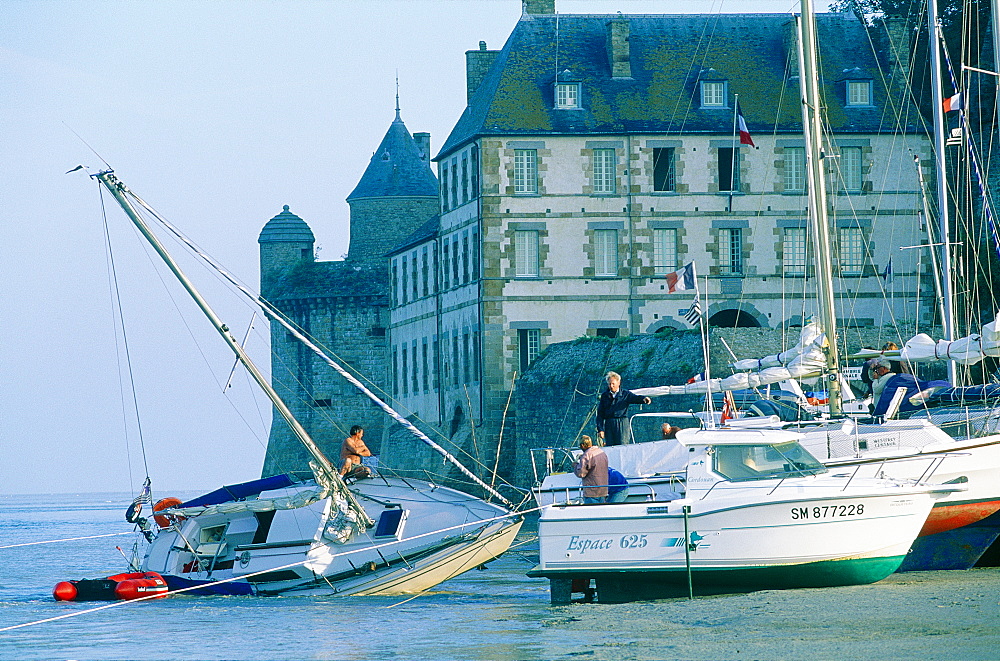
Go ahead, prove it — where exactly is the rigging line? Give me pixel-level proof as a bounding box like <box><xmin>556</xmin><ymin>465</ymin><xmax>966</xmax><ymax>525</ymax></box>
<box><xmin>132</xmin><ymin>193</ymin><xmax>456</xmax><ymax>451</ymax></box>
<box><xmin>667</xmin><ymin>11</ymin><xmax>726</xmax><ymax>136</ymax></box>
<box><xmin>938</xmin><ymin>21</ymin><xmax>1000</xmax><ymax>266</ymax></box>
<box><xmin>120</xmin><ymin>196</ymin><xmax>513</xmax><ymax>490</ymax></box>
<box><xmin>124</xmin><ymin>219</ymin><xmax>233</xmax><ymax>394</ymax></box>
<box><xmin>492</xmin><ymin>371</ymin><xmax>516</xmax><ymax>492</ymax></box>
<box><xmin>463</xmin><ymin>384</ymin><xmax>481</xmax><ymax>469</ymax></box>
<box><xmin>98</xmin><ymin>184</ymin><xmax>150</xmax><ymax>484</ymax></box>
<box><xmin>0</xmin><ymin>531</ymin><xmax>136</xmax><ymax>550</ymax></box>
<box><xmin>62</xmin><ymin>122</ymin><xmax>111</xmax><ymax>170</ymax></box>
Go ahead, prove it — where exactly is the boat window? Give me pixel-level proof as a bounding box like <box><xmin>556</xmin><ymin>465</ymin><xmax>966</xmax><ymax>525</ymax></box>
<box><xmin>713</xmin><ymin>442</ymin><xmax>826</xmax><ymax>481</ymax></box>
<box><xmin>374</xmin><ymin>508</ymin><xmax>409</xmax><ymax>539</ymax></box>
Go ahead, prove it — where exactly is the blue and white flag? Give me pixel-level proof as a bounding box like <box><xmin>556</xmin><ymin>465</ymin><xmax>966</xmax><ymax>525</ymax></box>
<box><xmin>684</xmin><ymin>296</ymin><xmax>702</xmax><ymax>325</ymax></box>
<box><xmin>881</xmin><ymin>257</ymin><xmax>893</xmax><ymax>284</ymax></box>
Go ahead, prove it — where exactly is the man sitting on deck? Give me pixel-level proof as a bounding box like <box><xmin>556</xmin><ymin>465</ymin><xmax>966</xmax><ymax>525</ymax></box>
<box><xmin>339</xmin><ymin>425</ymin><xmax>372</xmax><ymax>479</ymax></box>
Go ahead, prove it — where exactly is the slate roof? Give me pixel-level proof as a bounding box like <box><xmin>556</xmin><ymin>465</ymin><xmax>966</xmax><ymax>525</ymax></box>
<box><xmin>438</xmin><ymin>12</ymin><xmax>912</xmax><ymax>159</ymax></box>
<box><xmin>348</xmin><ymin>113</ymin><xmax>439</xmax><ymax>200</ymax></box>
<box><xmin>268</xmin><ymin>260</ymin><xmax>387</xmax><ymax>302</ymax></box>
<box><xmin>258</xmin><ymin>205</ymin><xmax>315</xmax><ymax>244</ymax></box>
<box><xmin>385</xmin><ymin>214</ymin><xmax>440</xmax><ymax>257</ymax></box>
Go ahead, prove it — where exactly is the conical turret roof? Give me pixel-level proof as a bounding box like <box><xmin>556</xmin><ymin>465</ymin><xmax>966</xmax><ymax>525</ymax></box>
<box><xmin>347</xmin><ymin>114</ymin><xmax>438</xmax><ymax>201</ymax></box>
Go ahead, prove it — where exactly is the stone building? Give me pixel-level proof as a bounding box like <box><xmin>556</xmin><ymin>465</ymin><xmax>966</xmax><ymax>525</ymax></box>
<box><xmin>384</xmin><ymin>3</ymin><xmax>933</xmax><ymax>485</ymax></box>
<box><xmin>260</xmin><ymin>3</ymin><xmax>935</xmax><ymax>488</ymax></box>
<box><xmin>258</xmin><ymin>110</ymin><xmax>438</xmax><ymax>476</ymax></box>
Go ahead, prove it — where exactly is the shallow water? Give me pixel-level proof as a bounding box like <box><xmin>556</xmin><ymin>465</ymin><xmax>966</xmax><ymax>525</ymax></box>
<box><xmin>2</xmin><ymin>492</ymin><xmax>1000</xmax><ymax>660</ymax></box>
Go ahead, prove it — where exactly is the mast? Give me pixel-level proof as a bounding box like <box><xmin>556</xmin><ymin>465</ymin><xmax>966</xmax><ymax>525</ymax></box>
<box><xmin>927</xmin><ymin>0</ymin><xmax>959</xmax><ymax>384</ymax></box>
<box><xmin>796</xmin><ymin>0</ymin><xmax>843</xmax><ymax>416</ymax></box>
<box><xmin>94</xmin><ymin>170</ymin><xmax>375</xmax><ymax>527</ymax></box>
<box><xmin>122</xmin><ymin>187</ymin><xmax>514</xmax><ymax>508</ymax></box>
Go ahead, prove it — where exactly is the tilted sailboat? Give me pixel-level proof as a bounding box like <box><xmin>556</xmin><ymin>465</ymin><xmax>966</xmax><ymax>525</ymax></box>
<box><xmin>80</xmin><ymin>169</ymin><xmax>521</xmax><ymax>597</ymax></box>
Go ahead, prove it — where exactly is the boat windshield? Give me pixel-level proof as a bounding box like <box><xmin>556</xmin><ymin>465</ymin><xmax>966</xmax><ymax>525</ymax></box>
<box><xmin>713</xmin><ymin>442</ymin><xmax>827</xmax><ymax>482</ymax></box>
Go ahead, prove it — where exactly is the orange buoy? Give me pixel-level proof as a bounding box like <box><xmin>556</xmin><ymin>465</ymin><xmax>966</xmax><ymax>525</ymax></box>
<box><xmin>52</xmin><ymin>581</ymin><xmax>78</xmax><ymax>601</ymax></box>
<box><xmin>152</xmin><ymin>497</ymin><xmax>184</xmax><ymax>528</ymax></box>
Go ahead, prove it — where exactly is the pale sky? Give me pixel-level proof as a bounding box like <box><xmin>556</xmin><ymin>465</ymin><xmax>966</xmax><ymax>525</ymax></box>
<box><xmin>1</xmin><ymin>0</ymin><xmax>807</xmax><ymax>495</ymax></box>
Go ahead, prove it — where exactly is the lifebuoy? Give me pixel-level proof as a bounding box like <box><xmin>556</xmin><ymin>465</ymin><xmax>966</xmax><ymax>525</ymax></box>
<box><xmin>152</xmin><ymin>497</ymin><xmax>184</xmax><ymax>528</ymax></box>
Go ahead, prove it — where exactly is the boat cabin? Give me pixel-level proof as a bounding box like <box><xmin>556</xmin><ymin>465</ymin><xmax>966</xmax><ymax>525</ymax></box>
<box><xmin>676</xmin><ymin>427</ymin><xmax>828</xmax><ymax>496</ymax></box>
<box><xmin>531</xmin><ymin>423</ymin><xmax>828</xmax><ymax>506</ymax></box>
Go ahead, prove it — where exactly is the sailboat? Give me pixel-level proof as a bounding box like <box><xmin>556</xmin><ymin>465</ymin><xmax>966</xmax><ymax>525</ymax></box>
<box><xmin>78</xmin><ymin>169</ymin><xmax>522</xmax><ymax>597</ymax></box>
<box><xmin>529</xmin><ymin>1</ymin><xmax>995</xmax><ymax>602</ymax></box>
<box><xmin>563</xmin><ymin>0</ymin><xmax>1000</xmax><ymax>573</ymax></box>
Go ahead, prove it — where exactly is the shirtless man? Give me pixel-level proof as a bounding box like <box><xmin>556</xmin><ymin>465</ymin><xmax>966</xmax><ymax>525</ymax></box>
<box><xmin>339</xmin><ymin>425</ymin><xmax>372</xmax><ymax>478</ymax></box>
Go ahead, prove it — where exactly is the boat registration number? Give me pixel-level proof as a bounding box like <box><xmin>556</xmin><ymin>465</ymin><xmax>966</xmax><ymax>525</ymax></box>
<box><xmin>791</xmin><ymin>503</ymin><xmax>865</xmax><ymax>520</ymax></box>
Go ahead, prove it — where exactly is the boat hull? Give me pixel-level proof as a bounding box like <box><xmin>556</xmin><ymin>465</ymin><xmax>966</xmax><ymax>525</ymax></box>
<box><xmin>799</xmin><ymin>424</ymin><xmax>1000</xmax><ymax>570</ymax></box>
<box><xmin>141</xmin><ymin>477</ymin><xmax>521</xmax><ymax>597</ymax></box>
<box><xmin>289</xmin><ymin>518</ymin><xmax>523</xmax><ymax>596</ymax></box>
<box><xmin>532</xmin><ymin>488</ymin><xmax>937</xmax><ymax>602</ymax></box>
<box><xmin>583</xmin><ymin>555</ymin><xmax>907</xmax><ymax>602</ymax></box>
<box><xmin>899</xmin><ymin>505</ymin><xmax>1000</xmax><ymax>571</ymax></box>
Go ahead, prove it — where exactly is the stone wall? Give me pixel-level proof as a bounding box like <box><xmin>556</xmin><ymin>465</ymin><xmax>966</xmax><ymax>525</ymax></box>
<box><xmin>261</xmin><ymin>295</ymin><xmax>391</xmax><ymax>477</ymax></box>
<box><xmin>347</xmin><ymin>197</ymin><xmax>438</xmax><ymax>268</ymax></box>
<box><xmin>264</xmin><ymin>308</ymin><xmax>943</xmax><ymax>492</ymax></box>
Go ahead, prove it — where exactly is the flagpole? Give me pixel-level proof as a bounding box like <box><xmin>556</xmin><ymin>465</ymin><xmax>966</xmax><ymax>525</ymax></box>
<box><xmin>730</xmin><ymin>93</ymin><xmax>739</xmax><ymax>211</ymax></box>
<box><xmin>695</xmin><ymin>264</ymin><xmax>714</xmax><ymax>426</ymax></box>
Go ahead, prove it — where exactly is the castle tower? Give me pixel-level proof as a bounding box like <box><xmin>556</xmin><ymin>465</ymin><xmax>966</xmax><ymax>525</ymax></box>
<box><xmin>346</xmin><ymin>110</ymin><xmax>439</xmax><ymax>269</ymax></box>
<box><xmin>258</xmin><ymin>113</ymin><xmax>439</xmax><ymax>478</ymax></box>
<box><xmin>258</xmin><ymin>205</ymin><xmax>315</xmax><ymax>296</ymax></box>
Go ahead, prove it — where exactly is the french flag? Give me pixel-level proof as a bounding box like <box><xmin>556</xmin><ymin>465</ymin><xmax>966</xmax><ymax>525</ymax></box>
<box><xmin>944</xmin><ymin>92</ymin><xmax>963</xmax><ymax>112</ymax></box>
<box><xmin>737</xmin><ymin>102</ymin><xmax>755</xmax><ymax>147</ymax></box>
<box><xmin>665</xmin><ymin>262</ymin><xmax>696</xmax><ymax>293</ymax></box>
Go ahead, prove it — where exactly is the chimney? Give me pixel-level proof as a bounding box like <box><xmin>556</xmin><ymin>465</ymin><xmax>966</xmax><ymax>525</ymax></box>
<box><xmin>523</xmin><ymin>0</ymin><xmax>555</xmax><ymax>15</ymax></box>
<box><xmin>413</xmin><ymin>132</ymin><xmax>431</xmax><ymax>164</ymax></box>
<box><xmin>466</xmin><ymin>41</ymin><xmax>499</xmax><ymax>103</ymax></box>
<box><xmin>607</xmin><ymin>18</ymin><xmax>631</xmax><ymax>78</ymax></box>
<box><xmin>878</xmin><ymin>15</ymin><xmax>912</xmax><ymax>98</ymax></box>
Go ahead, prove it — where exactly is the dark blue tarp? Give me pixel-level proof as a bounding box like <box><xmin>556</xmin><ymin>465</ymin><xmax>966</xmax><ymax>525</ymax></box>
<box><xmin>927</xmin><ymin>384</ymin><xmax>1000</xmax><ymax>404</ymax></box>
<box><xmin>873</xmin><ymin>375</ymin><xmax>952</xmax><ymax>417</ymax></box>
<box><xmin>179</xmin><ymin>474</ymin><xmax>296</xmax><ymax>508</ymax></box>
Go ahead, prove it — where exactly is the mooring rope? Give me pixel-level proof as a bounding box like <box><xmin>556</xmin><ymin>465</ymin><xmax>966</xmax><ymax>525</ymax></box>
<box><xmin>0</xmin><ymin>532</ymin><xmax>137</xmax><ymax>550</ymax></box>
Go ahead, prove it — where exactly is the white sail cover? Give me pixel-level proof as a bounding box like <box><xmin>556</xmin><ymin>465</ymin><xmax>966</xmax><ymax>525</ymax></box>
<box><xmin>632</xmin><ymin>322</ymin><xmax>828</xmax><ymax>397</ymax></box>
<box><xmin>165</xmin><ymin>485</ymin><xmax>328</xmax><ymax>518</ymax></box>
<box><xmin>851</xmin><ymin>312</ymin><xmax>1000</xmax><ymax>366</ymax></box>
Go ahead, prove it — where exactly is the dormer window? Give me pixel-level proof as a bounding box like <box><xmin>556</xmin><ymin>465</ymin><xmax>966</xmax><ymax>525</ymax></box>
<box><xmin>701</xmin><ymin>80</ymin><xmax>726</xmax><ymax>107</ymax></box>
<box><xmin>846</xmin><ymin>80</ymin><xmax>872</xmax><ymax>106</ymax></box>
<box><xmin>555</xmin><ymin>82</ymin><xmax>580</xmax><ymax>109</ymax></box>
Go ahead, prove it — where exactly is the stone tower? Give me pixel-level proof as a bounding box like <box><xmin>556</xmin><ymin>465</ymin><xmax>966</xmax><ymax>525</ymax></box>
<box><xmin>346</xmin><ymin>109</ymin><xmax>439</xmax><ymax>269</ymax></box>
<box><xmin>259</xmin><ymin>205</ymin><xmax>315</xmax><ymax>294</ymax></box>
<box><xmin>259</xmin><ymin>112</ymin><xmax>439</xmax><ymax>477</ymax></box>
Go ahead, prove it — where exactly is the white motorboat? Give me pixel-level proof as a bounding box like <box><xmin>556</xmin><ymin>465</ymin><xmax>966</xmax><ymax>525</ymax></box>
<box><xmin>529</xmin><ymin>426</ymin><xmax>961</xmax><ymax>603</ymax></box>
